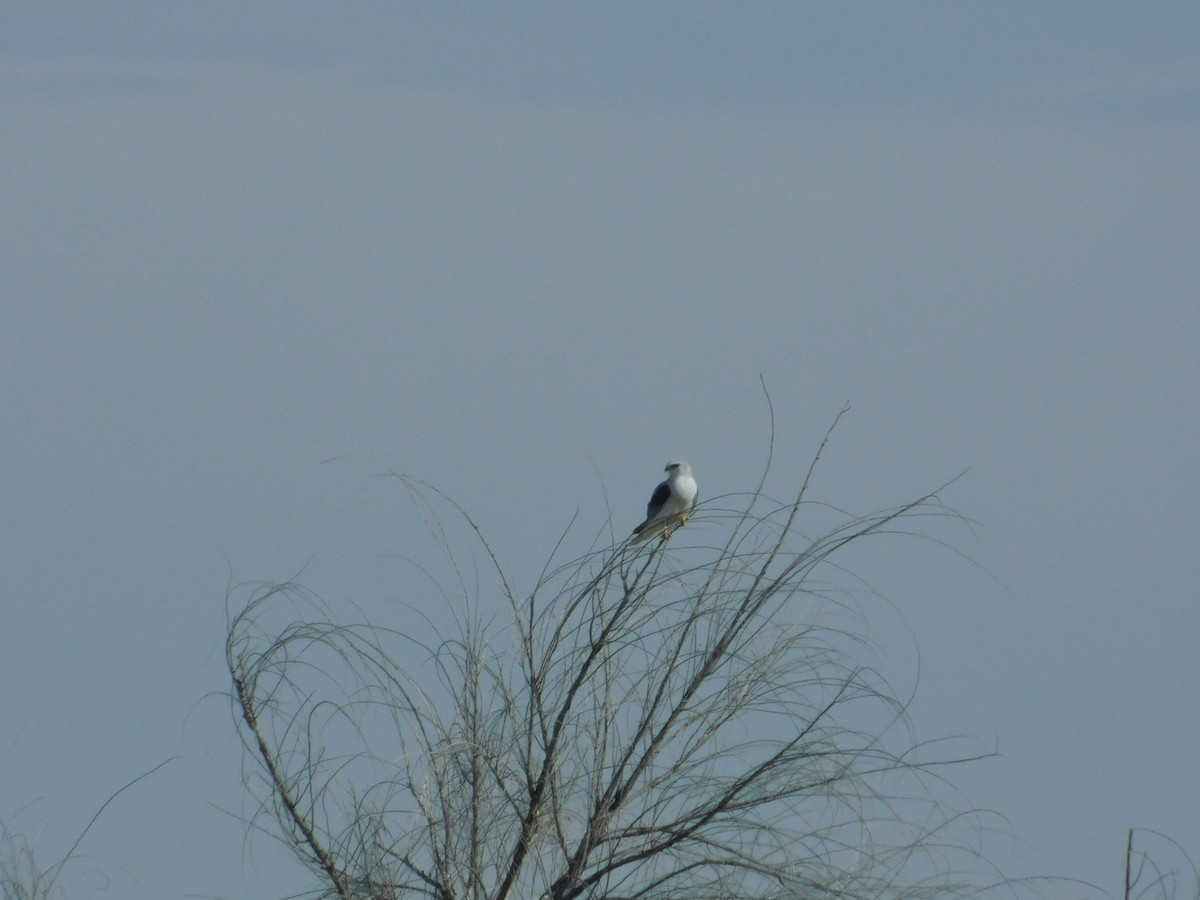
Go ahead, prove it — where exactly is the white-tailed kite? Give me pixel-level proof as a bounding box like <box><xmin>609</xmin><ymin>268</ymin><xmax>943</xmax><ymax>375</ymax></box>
<box><xmin>632</xmin><ymin>461</ymin><xmax>698</xmax><ymax>542</ymax></box>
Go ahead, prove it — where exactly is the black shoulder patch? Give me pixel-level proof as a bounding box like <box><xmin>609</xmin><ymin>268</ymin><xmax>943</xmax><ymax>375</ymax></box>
<box><xmin>646</xmin><ymin>480</ymin><xmax>671</xmax><ymax>517</ymax></box>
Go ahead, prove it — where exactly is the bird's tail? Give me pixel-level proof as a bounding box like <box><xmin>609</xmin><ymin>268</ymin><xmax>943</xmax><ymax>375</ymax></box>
<box><xmin>631</xmin><ymin>516</ymin><xmax>676</xmax><ymax>543</ymax></box>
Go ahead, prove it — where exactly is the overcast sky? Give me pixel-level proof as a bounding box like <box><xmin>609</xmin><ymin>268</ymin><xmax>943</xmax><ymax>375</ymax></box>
<box><xmin>2</xmin><ymin>4</ymin><xmax>1198</xmax><ymax>898</ymax></box>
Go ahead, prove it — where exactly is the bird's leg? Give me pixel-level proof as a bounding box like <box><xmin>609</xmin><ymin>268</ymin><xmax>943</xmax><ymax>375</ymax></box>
<box><xmin>662</xmin><ymin>513</ymin><xmax>690</xmax><ymax>541</ymax></box>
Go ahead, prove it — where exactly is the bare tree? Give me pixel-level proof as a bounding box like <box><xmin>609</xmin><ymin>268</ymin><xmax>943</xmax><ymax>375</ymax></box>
<box><xmin>227</xmin><ymin>417</ymin><xmax>1001</xmax><ymax>899</ymax></box>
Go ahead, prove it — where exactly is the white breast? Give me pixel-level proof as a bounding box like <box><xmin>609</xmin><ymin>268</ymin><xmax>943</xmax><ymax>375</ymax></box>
<box><xmin>669</xmin><ymin>472</ymin><xmax>698</xmax><ymax>512</ymax></box>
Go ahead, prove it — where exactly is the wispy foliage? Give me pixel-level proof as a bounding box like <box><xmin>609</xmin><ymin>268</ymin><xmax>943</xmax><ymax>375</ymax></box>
<box><xmin>228</xmin><ymin>414</ymin><xmax>1002</xmax><ymax>900</ymax></box>
<box><xmin>0</xmin><ymin>762</ymin><xmax>173</xmax><ymax>900</ymax></box>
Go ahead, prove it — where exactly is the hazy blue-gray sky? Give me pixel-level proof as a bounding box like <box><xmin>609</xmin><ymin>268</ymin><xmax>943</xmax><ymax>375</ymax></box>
<box><xmin>2</xmin><ymin>4</ymin><xmax>1198</xmax><ymax>898</ymax></box>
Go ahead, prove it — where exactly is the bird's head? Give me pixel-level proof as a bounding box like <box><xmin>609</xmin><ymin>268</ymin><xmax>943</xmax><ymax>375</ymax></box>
<box><xmin>665</xmin><ymin>461</ymin><xmax>691</xmax><ymax>475</ymax></box>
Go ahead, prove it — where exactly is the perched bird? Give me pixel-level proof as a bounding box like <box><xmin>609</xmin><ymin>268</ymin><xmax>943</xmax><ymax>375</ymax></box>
<box><xmin>632</xmin><ymin>461</ymin><xmax>698</xmax><ymax>542</ymax></box>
